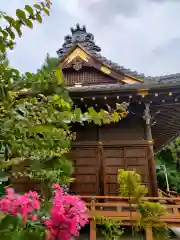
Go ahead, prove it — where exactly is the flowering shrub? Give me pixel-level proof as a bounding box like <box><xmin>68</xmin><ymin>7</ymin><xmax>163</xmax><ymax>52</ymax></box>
<box><xmin>45</xmin><ymin>184</ymin><xmax>88</xmax><ymax>240</ymax></box>
<box><xmin>0</xmin><ymin>185</ymin><xmax>89</xmax><ymax>240</ymax></box>
<box><xmin>0</xmin><ymin>187</ymin><xmax>40</xmax><ymax>224</ymax></box>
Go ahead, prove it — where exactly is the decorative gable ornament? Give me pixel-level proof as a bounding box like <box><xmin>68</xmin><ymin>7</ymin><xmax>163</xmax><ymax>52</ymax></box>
<box><xmin>73</xmin><ymin>62</ymin><xmax>82</xmax><ymax>71</ymax></box>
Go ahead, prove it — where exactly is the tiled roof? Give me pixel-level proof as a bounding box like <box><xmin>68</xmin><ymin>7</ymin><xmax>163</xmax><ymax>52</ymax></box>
<box><xmin>57</xmin><ymin>24</ymin><xmax>180</xmax><ymax>85</ymax></box>
<box><xmin>91</xmin><ymin>53</ymin><xmax>180</xmax><ymax>84</ymax></box>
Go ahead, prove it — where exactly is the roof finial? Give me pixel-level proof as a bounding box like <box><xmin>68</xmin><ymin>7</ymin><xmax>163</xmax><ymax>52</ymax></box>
<box><xmin>82</xmin><ymin>25</ymin><xmax>86</xmax><ymax>32</ymax></box>
<box><xmin>70</xmin><ymin>23</ymin><xmax>87</xmax><ymax>34</ymax></box>
<box><xmin>57</xmin><ymin>24</ymin><xmax>101</xmax><ymax>58</ymax></box>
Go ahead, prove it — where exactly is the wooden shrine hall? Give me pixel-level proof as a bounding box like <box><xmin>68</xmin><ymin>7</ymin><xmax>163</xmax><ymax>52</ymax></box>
<box><xmin>57</xmin><ymin>24</ymin><xmax>180</xmax><ymax>198</ymax></box>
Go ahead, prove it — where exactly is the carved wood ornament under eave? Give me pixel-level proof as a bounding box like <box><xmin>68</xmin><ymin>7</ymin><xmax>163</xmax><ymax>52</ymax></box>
<box><xmin>63</xmin><ymin>57</ymin><xmax>89</xmax><ymax>71</ymax></box>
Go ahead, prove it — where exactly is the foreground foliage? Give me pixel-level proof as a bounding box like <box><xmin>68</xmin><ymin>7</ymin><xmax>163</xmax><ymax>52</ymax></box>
<box><xmin>0</xmin><ymin>184</ymin><xmax>88</xmax><ymax>239</ymax></box>
<box><xmin>0</xmin><ymin>1</ymin><xmax>129</xmax><ymax>238</ymax></box>
<box><xmin>118</xmin><ymin>169</ymin><xmax>169</xmax><ymax>239</ymax></box>
<box><xmin>156</xmin><ymin>138</ymin><xmax>180</xmax><ymax>193</ymax></box>
<box><xmin>0</xmin><ymin>1</ymin><xmax>51</xmax><ymax>54</ymax></box>
<box><xmin>0</xmin><ymin>0</ymin><xmax>52</xmax><ymax>182</ymax></box>
<box><xmin>96</xmin><ymin>216</ymin><xmax>123</xmax><ymax>240</ymax></box>
<box><xmin>0</xmin><ymin>1</ymin><xmax>128</xmax><ymax>190</ymax></box>
<box><xmin>118</xmin><ymin>169</ymin><xmax>147</xmax><ymax>202</ymax></box>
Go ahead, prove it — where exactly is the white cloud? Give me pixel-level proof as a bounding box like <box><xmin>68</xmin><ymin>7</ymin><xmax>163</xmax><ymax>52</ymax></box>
<box><xmin>1</xmin><ymin>0</ymin><xmax>180</xmax><ymax>76</ymax></box>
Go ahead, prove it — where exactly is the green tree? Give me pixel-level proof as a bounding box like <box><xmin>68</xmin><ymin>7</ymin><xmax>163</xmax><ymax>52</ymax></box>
<box><xmin>0</xmin><ymin>0</ymin><xmax>53</xmax><ymax>183</ymax></box>
<box><xmin>117</xmin><ymin>169</ymin><xmax>147</xmax><ymax>202</ymax></box>
<box><xmin>118</xmin><ymin>170</ymin><xmax>168</xmax><ymax>239</ymax></box>
<box><xmin>0</xmin><ymin>1</ymin><xmax>129</xmax><ymax>193</ymax></box>
<box><xmin>118</xmin><ymin>169</ymin><xmax>147</xmax><ymax>236</ymax></box>
<box><xmin>39</xmin><ymin>53</ymin><xmax>58</xmax><ymax>72</ymax></box>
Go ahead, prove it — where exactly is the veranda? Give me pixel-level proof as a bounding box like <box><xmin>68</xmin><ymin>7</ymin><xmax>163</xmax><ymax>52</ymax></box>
<box><xmin>83</xmin><ymin>195</ymin><xmax>180</xmax><ymax>240</ymax></box>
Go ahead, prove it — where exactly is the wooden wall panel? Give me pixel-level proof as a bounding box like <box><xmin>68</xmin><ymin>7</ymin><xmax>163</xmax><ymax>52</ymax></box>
<box><xmin>70</xmin><ymin>119</ymin><xmax>151</xmax><ymax>196</ymax></box>
<box><xmin>72</xmin><ymin>124</ymin><xmax>97</xmax><ymax>142</ymax></box>
<box><xmin>100</xmin><ymin>117</ymin><xmax>145</xmax><ymax>141</ymax></box>
<box><xmin>126</xmin><ymin>158</ymin><xmax>145</xmax><ymax>166</ymax></box>
<box><xmin>63</xmin><ymin>67</ymin><xmax>118</xmax><ymax>86</ymax></box>
<box><xmin>70</xmin><ymin>147</ymin><xmax>99</xmax><ymax>195</ymax></box>
<box><xmin>104</xmin><ymin>149</ymin><xmax>124</xmax><ymax>158</ymax></box>
<box><xmin>125</xmin><ymin>148</ymin><xmax>146</xmax><ymax>158</ymax></box>
<box><xmin>105</xmin><ymin>158</ymin><xmax>124</xmax><ymax>166</ymax></box>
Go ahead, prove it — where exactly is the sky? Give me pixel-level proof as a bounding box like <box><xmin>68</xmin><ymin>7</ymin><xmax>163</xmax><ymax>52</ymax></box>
<box><xmin>1</xmin><ymin>0</ymin><xmax>180</xmax><ymax>76</ymax></box>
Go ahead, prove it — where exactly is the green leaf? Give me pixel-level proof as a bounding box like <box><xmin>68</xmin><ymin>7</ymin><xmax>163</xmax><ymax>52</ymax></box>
<box><xmin>34</xmin><ymin>4</ymin><xmax>42</xmax><ymax>10</ymax></box>
<box><xmin>2</xmin><ymin>30</ymin><xmax>8</xmax><ymax>38</ymax></box>
<box><xmin>93</xmin><ymin>118</ymin><xmax>102</xmax><ymax>125</ymax></box>
<box><xmin>43</xmin><ymin>8</ymin><xmax>50</xmax><ymax>16</ymax></box>
<box><xmin>30</xmin><ymin>124</ymin><xmax>56</xmax><ymax>133</ymax></box>
<box><xmin>0</xmin><ymin>42</ymin><xmax>6</xmax><ymax>53</ymax></box>
<box><xmin>25</xmin><ymin>72</ymin><xmax>33</xmax><ymax>78</ymax></box>
<box><xmin>116</xmin><ymin>103</ymin><xmax>123</xmax><ymax>110</ymax></box>
<box><xmin>36</xmin><ymin>13</ymin><xmax>42</xmax><ymax>23</ymax></box>
<box><xmin>0</xmin><ymin>212</ymin><xmax>6</xmax><ymax>224</ymax></box>
<box><xmin>20</xmin><ymin>228</ymin><xmax>45</xmax><ymax>240</ymax></box>
<box><xmin>74</xmin><ymin>108</ymin><xmax>82</xmax><ymax>122</ymax></box>
<box><xmin>0</xmin><ymin>214</ymin><xmax>19</xmax><ymax>231</ymax></box>
<box><xmin>55</xmin><ymin>68</ymin><xmax>63</xmax><ymax>84</ymax></box>
<box><xmin>53</xmin><ymin>95</ymin><xmax>60</xmax><ymax>101</ymax></box>
<box><xmin>3</xmin><ymin>15</ymin><xmax>14</xmax><ymax>24</ymax></box>
<box><xmin>24</xmin><ymin>19</ymin><xmax>33</xmax><ymax>29</ymax></box>
<box><xmin>25</xmin><ymin>5</ymin><xmax>34</xmax><ymax>15</ymax></box>
<box><xmin>16</xmin><ymin>9</ymin><xmax>26</xmax><ymax>20</ymax></box>
<box><xmin>6</xmin><ymin>28</ymin><xmax>15</xmax><ymax>40</ymax></box>
<box><xmin>11</xmin><ymin>68</ymin><xmax>20</xmax><ymax>76</ymax></box>
<box><xmin>40</xmin><ymin>2</ymin><xmax>45</xmax><ymax>8</ymax></box>
<box><xmin>7</xmin><ymin>40</ymin><xmax>15</xmax><ymax>50</ymax></box>
<box><xmin>13</xmin><ymin>22</ymin><xmax>22</xmax><ymax>37</ymax></box>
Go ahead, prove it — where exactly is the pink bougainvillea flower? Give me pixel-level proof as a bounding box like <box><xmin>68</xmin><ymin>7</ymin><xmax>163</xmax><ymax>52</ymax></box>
<box><xmin>44</xmin><ymin>184</ymin><xmax>89</xmax><ymax>240</ymax></box>
<box><xmin>31</xmin><ymin>214</ymin><xmax>37</xmax><ymax>221</ymax></box>
<box><xmin>6</xmin><ymin>187</ymin><xmax>14</xmax><ymax>196</ymax></box>
<box><xmin>0</xmin><ymin>185</ymin><xmax>88</xmax><ymax>239</ymax></box>
<box><xmin>0</xmin><ymin>188</ymin><xmax>40</xmax><ymax>224</ymax></box>
<box><xmin>51</xmin><ymin>184</ymin><xmax>61</xmax><ymax>189</ymax></box>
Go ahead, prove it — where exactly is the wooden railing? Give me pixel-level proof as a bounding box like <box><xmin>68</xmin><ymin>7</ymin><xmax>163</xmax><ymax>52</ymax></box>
<box><xmin>80</xmin><ymin>196</ymin><xmax>180</xmax><ymax>240</ymax></box>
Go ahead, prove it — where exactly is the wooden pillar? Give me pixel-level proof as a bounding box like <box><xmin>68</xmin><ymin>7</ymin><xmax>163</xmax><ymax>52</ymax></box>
<box><xmin>146</xmin><ymin>227</ymin><xmax>153</xmax><ymax>240</ymax></box>
<box><xmin>90</xmin><ymin>197</ymin><xmax>96</xmax><ymax>240</ymax></box>
<box><xmin>98</xmin><ymin>142</ymin><xmax>105</xmax><ymax>196</ymax></box>
<box><xmin>144</xmin><ymin>103</ymin><xmax>158</xmax><ymax>197</ymax></box>
<box><xmin>97</xmin><ymin>125</ymin><xmax>106</xmax><ymax>196</ymax></box>
<box><xmin>90</xmin><ymin>219</ymin><xmax>96</xmax><ymax>240</ymax></box>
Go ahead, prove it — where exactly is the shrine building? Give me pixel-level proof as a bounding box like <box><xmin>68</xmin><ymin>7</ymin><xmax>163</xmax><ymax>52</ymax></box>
<box><xmin>57</xmin><ymin>24</ymin><xmax>180</xmax><ymax>197</ymax></box>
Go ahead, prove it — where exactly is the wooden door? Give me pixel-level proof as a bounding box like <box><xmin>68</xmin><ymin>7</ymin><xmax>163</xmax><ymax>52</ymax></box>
<box><xmin>103</xmin><ymin>144</ymin><xmax>149</xmax><ymax>195</ymax></box>
<box><xmin>70</xmin><ymin>145</ymin><xmax>100</xmax><ymax>195</ymax></box>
